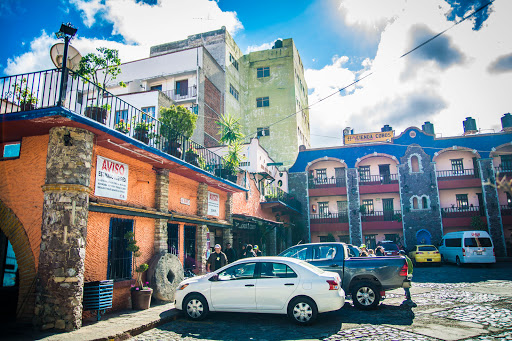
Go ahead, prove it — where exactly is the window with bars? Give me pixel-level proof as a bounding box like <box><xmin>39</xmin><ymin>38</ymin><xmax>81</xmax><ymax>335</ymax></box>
<box><xmin>256</xmin><ymin>96</ymin><xmax>269</xmax><ymax>107</ymax></box>
<box><xmin>167</xmin><ymin>223</ymin><xmax>179</xmax><ymax>256</ymax></box>
<box><xmin>257</xmin><ymin>67</ymin><xmax>270</xmax><ymax>78</ymax></box>
<box><xmin>229</xmin><ymin>84</ymin><xmax>239</xmax><ymax>101</ymax></box>
<box><xmin>337</xmin><ymin>201</ymin><xmax>348</xmax><ymax>213</ymax></box>
<box><xmin>229</xmin><ymin>53</ymin><xmax>239</xmax><ymax>70</ymax></box>
<box><xmin>451</xmin><ymin>159</ymin><xmax>464</xmax><ymax>175</ymax></box>
<box><xmin>456</xmin><ymin>194</ymin><xmax>469</xmax><ymax>209</ymax></box>
<box><xmin>108</xmin><ymin>218</ymin><xmax>133</xmax><ymax>281</ymax></box>
<box><xmin>362</xmin><ymin>199</ymin><xmax>374</xmax><ymax>213</ymax></box>
<box><xmin>318</xmin><ymin>202</ymin><xmax>329</xmax><ymax>216</ymax></box>
<box><xmin>359</xmin><ymin>166</ymin><xmax>371</xmax><ymax>181</ymax></box>
<box><xmin>316</xmin><ymin>169</ymin><xmax>327</xmax><ymax>181</ymax></box>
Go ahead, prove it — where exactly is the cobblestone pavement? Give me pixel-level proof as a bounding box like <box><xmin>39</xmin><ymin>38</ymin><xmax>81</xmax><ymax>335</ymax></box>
<box><xmin>131</xmin><ymin>262</ymin><xmax>512</xmax><ymax>341</ymax></box>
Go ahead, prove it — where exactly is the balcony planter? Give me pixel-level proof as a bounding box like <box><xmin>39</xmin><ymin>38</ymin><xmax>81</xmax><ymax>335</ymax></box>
<box><xmin>165</xmin><ymin>140</ymin><xmax>182</xmax><ymax>158</ymax></box>
<box><xmin>131</xmin><ymin>287</ymin><xmax>153</xmax><ymax>310</ymax></box>
<box><xmin>19</xmin><ymin>103</ymin><xmax>36</xmax><ymax>112</ymax></box>
<box><xmin>85</xmin><ymin>106</ymin><xmax>107</xmax><ymax>123</ymax></box>
<box><xmin>133</xmin><ymin>122</ymin><xmax>152</xmax><ymax>144</ymax></box>
<box><xmin>185</xmin><ymin>151</ymin><xmax>199</xmax><ymax>166</ymax></box>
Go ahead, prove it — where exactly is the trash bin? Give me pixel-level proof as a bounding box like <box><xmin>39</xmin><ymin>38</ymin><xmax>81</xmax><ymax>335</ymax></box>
<box><xmin>83</xmin><ymin>280</ymin><xmax>114</xmax><ymax>321</ymax></box>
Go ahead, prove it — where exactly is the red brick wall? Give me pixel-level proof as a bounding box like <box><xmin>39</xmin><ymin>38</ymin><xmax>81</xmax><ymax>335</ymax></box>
<box><xmin>203</xmin><ymin>77</ymin><xmax>222</xmax><ymax>147</ymax></box>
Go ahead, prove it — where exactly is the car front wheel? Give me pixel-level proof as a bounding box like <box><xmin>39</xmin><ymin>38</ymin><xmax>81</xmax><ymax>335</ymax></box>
<box><xmin>183</xmin><ymin>294</ymin><xmax>209</xmax><ymax>320</ymax></box>
<box><xmin>456</xmin><ymin>256</ymin><xmax>462</xmax><ymax>267</ymax></box>
<box><xmin>288</xmin><ymin>297</ymin><xmax>318</xmax><ymax>325</ymax></box>
<box><xmin>351</xmin><ymin>281</ymin><xmax>380</xmax><ymax>310</ymax></box>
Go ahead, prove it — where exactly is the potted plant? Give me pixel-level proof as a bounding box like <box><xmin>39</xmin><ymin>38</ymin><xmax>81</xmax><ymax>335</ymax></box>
<box><xmin>114</xmin><ymin>119</ymin><xmax>130</xmax><ymax>134</ymax></box>
<box><xmin>217</xmin><ymin>113</ymin><xmax>246</xmax><ymax>183</ymax></box>
<box><xmin>159</xmin><ymin>105</ymin><xmax>197</xmax><ymax>158</ymax></box>
<box><xmin>12</xmin><ymin>78</ymin><xmax>37</xmax><ymax>111</ymax></box>
<box><xmin>133</xmin><ymin>120</ymin><xmax>153</xmax><ymax>144</ymax></box>
<box><xmin>184</xmin><ymin>147</ymin><xmax>199</xmax><ymax>166</ymax></box>
<box><xmin>85</xmin><ymin>103</ymin><xmax>110</xmax><ymax>124</ymax></box>
<box><xmin>125</xmin><ymin>232</ymin><xmax>152</xmax><ymax>310</ymax></box>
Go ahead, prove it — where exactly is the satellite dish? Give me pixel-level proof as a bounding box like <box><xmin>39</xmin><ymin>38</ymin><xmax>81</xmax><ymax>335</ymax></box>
<box><xmin>50</xmin><ymin>43</ymin><xmax>82</xmax><ymax>71</ymax></box>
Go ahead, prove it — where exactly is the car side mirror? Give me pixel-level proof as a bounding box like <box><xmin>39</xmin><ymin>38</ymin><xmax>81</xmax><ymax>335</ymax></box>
<box><xmin>209</xmin><ymin>274</ymin><xmax>219</xmax><ymax>282</ymax></box>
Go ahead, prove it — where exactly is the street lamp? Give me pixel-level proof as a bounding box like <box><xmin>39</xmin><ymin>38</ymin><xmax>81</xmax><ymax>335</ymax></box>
<box><xmin>55</xmin><ymin>23</ymin><xmax>77</xmax><ymax>106</ymax></box>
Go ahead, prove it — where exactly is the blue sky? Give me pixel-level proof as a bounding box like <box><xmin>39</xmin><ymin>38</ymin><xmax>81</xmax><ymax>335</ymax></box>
<box><xmin>1</xmin><ymin>0</ymin><xmax>511</xmax><ymax>148</ymax></box>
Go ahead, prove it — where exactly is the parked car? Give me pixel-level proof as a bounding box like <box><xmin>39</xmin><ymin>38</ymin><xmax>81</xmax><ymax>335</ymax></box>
<box><xmin>278</xmin><ymin>242</ymin><xmax>409</xmax><ymax>310</ymax></box>
<box><xmin>438</xmin><ymin>230</ymin><xmax>495</xmax><ymax>266</ymax></box>
<box><xmin>408</xmin><ymin>245</ymin><xmax>441</xmax><ymax>265</ymax></box>
<box><xmin>377</xmin><ymin>241</ymin><xmax>400</xmax><ymax>256</ymax></box>
<box><xmin>174</xmin><ymin>257</ymin><xmax>345</xmax><ymax>325</ymax></box>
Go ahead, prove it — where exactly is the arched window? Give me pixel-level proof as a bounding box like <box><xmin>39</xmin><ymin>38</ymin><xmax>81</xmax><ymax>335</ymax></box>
<box><xmin>411</xmin><ymin>155</ymin><xmax>420</xmax><ymax>172</ymax></box>
<box><xmin>422</xmin><ymin>196</ymin><xmax>428</xmax><ymax>209</ymax></box>
<box><xmin>412</xmin><ymin>197</ymin><xmax>419</xmax><ymax>209</ymax></box>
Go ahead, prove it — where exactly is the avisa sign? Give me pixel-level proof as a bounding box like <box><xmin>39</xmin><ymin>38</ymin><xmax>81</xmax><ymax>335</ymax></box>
<box><xmin>95</xmin><ymin>156</ymin><xmax>129</xmax><ymax>200</ymax></box>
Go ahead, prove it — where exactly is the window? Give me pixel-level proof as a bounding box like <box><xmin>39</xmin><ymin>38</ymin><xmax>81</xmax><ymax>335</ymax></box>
<box><xmin>115</xmin><ymin>110</ymin><xmax>128</xmax><ymax>125</ymax></box>
<box><xmin>456</xmin><ymin>194</ymin><xmax>469</xmax><ymax>209</ymax></box>
<box><xmin>411</xmin><ymin>155</ymin><xmax>420</xmax><ymax>172</ymax></box>
<box><xmin>257</xmin><ymin>127</ymin><xmax>270</xmax><ymax>137</ymax></box>
<box><xmin>256</xmin><ymin>96</ymin><xmax>269</xmax><ymax>107</ymax></box>
<box><xmin>141</xmin><ymin>106</ymin><xmax>155</xmax><ymax>121</ymax></box>
<box><xmin>218</xmin><ymin>262</ymin><xmax>255</xmax><ymax>281</ymax></box>
<box><xmin>445</xmin><ymin>238</ymin><xmax>462</xmax><ymax>247</ymax></box>
<box><xmin>150</xmin><ymin>84</ymin><xmax>162</xmax><ymax>91</ymax></box>
<box><xmin>229</xmin><ymin>53</ymin><xmax>239</xmax><ymax>70</ymax></box>
<box><xmin>1</xmin><ymin>142</ymin><xmax>21</xmax><ymax>159</ymax></box>
<box><xmin>279</xmin><ymin>246</ymin><xmax>308</xmax><ymax>260</ymax></box>
<box><xmin>175</xmin><ymin>79</ymin><xmax>188</xmax><ymax>97</ymax></box>
<box><xmin>359</xmin><ymin>166</ymin><xmax>371</xmax><ymax>181</ymax></box>
<box><xmin>464</xmin><ymin>237</ymin><xmax>492</xmax><ymax>248</ymax></box>
<box><xmin>318</xmin><ymin>202</ymin><xmax>329</xmax><ymax>216</ymax></box>
<box><xmin>229</xmin><ymin>84</ymin><xmax>239</xmax><ymax>101</ymax></box>
<box><xmin>0</xmin><ymin>230</ymin><xmax>18</xmax><ymax>287</ymax></box>
<box><xmin>337</xmin><ymin>201</ymin><xmax>348</xmax><ymax>214</ymax></box>
<box><xmin>362</xmin><ymin>199</ymin><xmax>374</xmax><ymax>213</ymax></box>
<box><xmin>259</xmin><ymin>262</ymin><xmax>297</xmax><ymax>278</ymax></box>
<box><xmin>316</xmin><ymin>168</ymin><xmax>327</xmax><ymax>181</ymax></box>
<box><xmin>451</xmin><ymin>159</ymin><xmax>464</xmax><ymax>175</ymax></box>
<box><xmin>422</xmin><ymin>196</ymin><xmax>429</xmax><ymax>209</ymax></box>
<box><xmin>257</xmin><ymin>67</ymin><xmax>270</xmax><ymax>78</ymax></box>
<box><xmin>412</xmin><ymin>197</ymin><xmax>419</xmax><ymax>209</ymax></box>
<box><xmin>501</xmin><ymin>155</ymin><xmax>512</xmax><ymax>171</ymax></box>
<box><xmin>384</xmin><ymin>234</ymin><xmax>400</xmax><ymax>244</ymax></box>
<box><xmin>167</xmin><ymin>223</ymin><xmax>179</xmax><ymax>256</ymax></box>
<box><xmin>108</xmin><ymin>218</ymin><xmax>133</xmax><ymax>281</ymax></box>
<box><xmin>312</xmin><ymin>245</ymin><xmax>339</xmax><ymax>260</ymax></box>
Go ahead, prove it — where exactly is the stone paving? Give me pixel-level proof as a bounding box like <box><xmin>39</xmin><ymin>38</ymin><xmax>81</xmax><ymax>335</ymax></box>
<box><xmin>432</xmin><ymin>305</ymin><xmax>512</xmax><ymax>329</ymax></box>
<box><xmin>412</xmin><ymin>290</ymin><xmax>504</xmax><ymax>306</ymax></box>
<box><xmin>464</xmin><ymin>330</ymin><xmax>512</xmax><ymax>341</ymax></box>
<box><xmin>323</xmin><ymin>325</ymin><xmax>438</xmax><ymax>341</ymax></box>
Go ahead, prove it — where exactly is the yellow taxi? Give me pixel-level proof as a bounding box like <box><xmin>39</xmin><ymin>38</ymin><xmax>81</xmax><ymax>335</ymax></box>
<box><xmin>408</xmin><ymin>245</ymin><xmax>442</xmax><ymax>265</ymax></box>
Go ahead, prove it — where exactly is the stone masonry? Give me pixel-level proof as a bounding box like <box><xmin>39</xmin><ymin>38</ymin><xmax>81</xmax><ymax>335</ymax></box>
<box><xmin>346</xmin><ymin>168</ymin><xmax>363</xmax><ymax>246</ymax></box>
<box><xmin>399</xmin><ymin>145</ymin><xmax>443</xmax><ymax>249</ymax></box>
<box><xmin>288</xmin><ymin>172</ymin><xmax>310</xmax><ymax>242</ymax></box>
<box><xmin>478</xmin><ymin>158</ymin><xmax>507</xmax><ymax>256</ymax></box>
<box><xmin>196</xmin><ymin>183</ymin><xmax>209</xmax><ymax>272</ymax></box>
<box><xmin>154</xmin><ymin>168</ymin><xmax>170</xmax><ymax>254</ymax></box>
<box><xmin>34</xmin><ymin>127</ymin><xmax>94</xmax><ymax>331</ymax></box>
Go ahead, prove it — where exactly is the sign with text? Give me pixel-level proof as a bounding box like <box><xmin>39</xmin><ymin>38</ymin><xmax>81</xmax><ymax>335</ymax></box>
<box><xmin>95</xmin><ymin>156</ymin><xmax>129</xmax><ymax>200</ymax></box>
<box><xmin>233</xmin><ymin>220</ymin><xmax>258</xmax><ymax>230</ymax></box>
<box><xmin>344</xmin><ymin>131</ymin><xmax>394</xmax><ymax>145</ymax></box>
<box><xmin>207</xmin><ymin>191</ymin><xmax>220</xmax><ymax>217</ymax></box>
<box><xmin>180</xmin><ymin>198</ymin><xmax>191</xmax><ymax>206</ymax></box>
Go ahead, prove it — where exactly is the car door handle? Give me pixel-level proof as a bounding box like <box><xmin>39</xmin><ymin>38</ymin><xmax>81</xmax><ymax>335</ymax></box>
<box><xmin>245</xmin><ymin>284</ymin><xmax>255</xmax><ymax>287</ymax></box>
<box><xmin>330</xmin><ymin>264</ymin><xmax>339</xmax><ymax>267</ymax></box>
<box><xmin>284</xmin><ymin>283</ymin><xmax>295</xmax><ymax>286</ymax></box>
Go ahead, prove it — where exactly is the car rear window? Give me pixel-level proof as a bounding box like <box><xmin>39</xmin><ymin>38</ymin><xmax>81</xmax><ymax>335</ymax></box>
<box><xmin>418</xmin><ymin>246</ymin><xmax>437</xmax><ymax>251</ymax></box>
<box><xmin>464</xmin><ymin>237</ymin><xmax>492</xmax><ymax>247</ymax></box>
<box><xmin>381</xmin><ymin>243</ymin><xmax>398</xmax><ymax>251</ymax></box>
<box><xmin>298</xmin><ymin>260</ymin><xmax>325</xmax><ymax>274</ymax></box>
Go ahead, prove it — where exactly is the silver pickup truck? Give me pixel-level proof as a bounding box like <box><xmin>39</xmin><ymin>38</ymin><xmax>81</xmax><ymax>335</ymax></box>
<box><xmin>278</xmin><ymin>242</ymin><xmax>409</xmax><ymax>310</ymax></box>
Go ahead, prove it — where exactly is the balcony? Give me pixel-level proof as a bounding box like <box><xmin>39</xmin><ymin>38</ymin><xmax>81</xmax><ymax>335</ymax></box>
<box><xmin>163</xmin><ymin>86</ymin><xmax>197</xmax><ymax>101</ymax></box>
<box><xmin>0</xmin><ymin>69</ymin><xmax>243</xmax><ymax>190</ymax></box>
<box><xmin>495</xmin><ymin>166</ymin><xmax>512</xmax><ymax>175</ymax></box>
<box><xmin>310</xmin><ymin>213</ymin><xmax>348</xmax><ymax>224</ymax></box>
<box><xmin>441</xmin><ymin>206</ymin><xmax>486</xmax><ymax>228</ymax></box>
<box><xmin>308</xmin><ymin>176</ymin><xmax>347</xmax><ymax>196</ymax></box>
<box><xmin>361</xmin><ymin>210</ymin><xmax>402</xmax><ymax>231</ymax></box>
<box><xmin>500</xmin><ymin>205</ymin><xmax>512</xmax><ymax>225</ymax></box>
<box><xmin>261</xmin><ymin>187</ymin><xmax>301</xmax><ymax>213</ymax></box>
<box><xmin>436</xmin><ymin>168</ymin><xmax>481</xmax><ymax>189</ymax></box>
<box><xmin>358</xmin><ymin>174</ymin><xmax>399</xmax><ymax>194</ymax></box>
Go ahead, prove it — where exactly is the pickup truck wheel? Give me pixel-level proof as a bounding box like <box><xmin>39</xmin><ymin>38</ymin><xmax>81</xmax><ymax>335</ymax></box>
<box><xmin>351</xmin><ymin>281</ymin><xmax>380</xmax><ymax>310</ymax></box>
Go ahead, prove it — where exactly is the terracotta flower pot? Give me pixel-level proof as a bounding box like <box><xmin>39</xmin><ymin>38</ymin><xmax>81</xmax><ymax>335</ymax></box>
<box><xmin>131</xmin><ymin>288</ymin><xmax>153</xmax><ymax>310</ymax></box>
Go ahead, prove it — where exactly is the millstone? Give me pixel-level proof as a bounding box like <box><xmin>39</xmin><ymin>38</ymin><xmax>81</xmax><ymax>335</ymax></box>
<box><xmin>147</xmin><ymin>252</ymin><xmax>184</xmax><ymax>302</ymax></box>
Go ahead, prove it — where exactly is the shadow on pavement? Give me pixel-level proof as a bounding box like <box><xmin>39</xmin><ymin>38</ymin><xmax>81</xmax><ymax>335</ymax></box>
<box><xmin>411</xmin><ymin>261</ymin><xmax>512</xmax><ymax>284</ymax></box>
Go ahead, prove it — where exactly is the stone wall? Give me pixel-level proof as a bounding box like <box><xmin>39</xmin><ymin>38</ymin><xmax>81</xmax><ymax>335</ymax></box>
<box><xmin>34</xmin><ymin>127</ymin><xmax>94</xmax><ymax>331</ymax></box>
<box><xmin>154</xmin><ymin>168</ymin><xmax>170</xmax><ymax>254</ymax></box>
<box><xmin>288</xmin><ymin>172</ymin><xmax>310</xmax><ymax>243</ymax></box>
<box><xmin>346</xmin><ymin>168</ymin><xmax>362</xmax><ymax>246</ymax></box>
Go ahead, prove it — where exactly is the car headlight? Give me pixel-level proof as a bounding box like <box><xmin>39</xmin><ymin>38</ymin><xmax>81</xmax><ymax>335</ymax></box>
<box><xmin>178</xmin><ymin>283</ymin><xmax>189</xmax><ymax>290</ymax></box>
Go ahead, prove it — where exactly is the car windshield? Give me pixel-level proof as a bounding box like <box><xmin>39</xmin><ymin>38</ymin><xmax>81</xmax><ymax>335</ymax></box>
<box><xmin>279</xmin><ymin>246</ymin><xmax>308</xmax><ymax>260</ymax></box>
<box><xmin>381</xmin><ymin>243</ymin><xmax>398</xmax><ymax>251</ymax></box>
<box><xmin>418</xmin><ymin>246</ymin><xmax>437</xmax><ymax>251</ymax></box>
<box><xmin>464</xmin><ymin>237</ymin><xmax>492</xmax><ymax>247</ymax></box>
<box><xmin>298</xmin><ymin>260</ymin><xmax>325</xmax><ymax>274</ymax></box>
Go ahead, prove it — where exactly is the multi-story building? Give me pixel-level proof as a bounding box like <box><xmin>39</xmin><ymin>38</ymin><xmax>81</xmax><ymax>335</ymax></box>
<box><xmin>288</xmin><ymin>116</ymin><xmax>512</xmax><ymax>257</ymax></box>
<box><xmin>109</xmin><ymin>27</ymin><xmax>310</xmax><ymax>165</ymax></box>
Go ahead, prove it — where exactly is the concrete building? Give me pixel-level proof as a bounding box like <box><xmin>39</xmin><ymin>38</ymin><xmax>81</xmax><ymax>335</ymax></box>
<box><xmin>288</xmin><ymin>116</ymin><xmax>512</xmax><ymax>257</ymax></box>
<box><xmin>110</xmin><ymin>27</ymin><xmax>310</xmax><ymax>166</ymax></box>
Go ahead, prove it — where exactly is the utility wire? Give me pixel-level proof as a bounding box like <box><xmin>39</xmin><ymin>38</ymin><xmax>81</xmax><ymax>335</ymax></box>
<box><xmin>244</xmin><ymin>0</ymin><xmax>496</xmax><ymax>139</ymax></box>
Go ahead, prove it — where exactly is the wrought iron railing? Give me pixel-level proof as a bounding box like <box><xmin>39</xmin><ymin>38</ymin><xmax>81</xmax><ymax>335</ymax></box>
<box><xmin>359</xmin><ymin>173</ymin><xmax>398</xmax><ymax>185</ymax></box>
<box><xmin>441</xmin><ymin>206</ymin><xmax>485</xmax><ymax>217</ymax></box>
<box><xmin>163</xmin><ymin>86</ymin><xmax>197</xmax><ymax>101</ymax></box>
<box><xmin>310</xmin><ymin>212</ymin><xmax>349</xmax><ymax>224</ymax></box>
<box><xmin>495</xmin><ymin>166</ymin><xmax>512</xmax><ymax>174</ymax></box>
<box><xmin>0</xmin><ymin>69</ymin><xmax>239</xmax><ymax>183</ymax></box>
<box><xmin>263</xmin><ymin>187</ymin><xmax>301</xmax><ymax>211</ymax></box>
<box><xmin>309</xmin><ymin>177</ymin><xmax>346</xmax><ymax>188</ymax></box>
<box><xmin>436</xmin><ymin>168</ymin><xmax>478</xmax><ymax>179</ymax></box>
<box><xmin>361</xmin><ymin>210</ymin><xmax>402</xmax><ymax>222</ymax></box>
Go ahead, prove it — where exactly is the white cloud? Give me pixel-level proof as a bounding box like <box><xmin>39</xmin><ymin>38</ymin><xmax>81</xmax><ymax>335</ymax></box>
<box><xmin>338</xmin><ymin>0</ymin><xmax>407</xmax><ymax>33</ymax></box>
<box><xmin>4</xmin><ymin>31</ymin><xmax>57</xmax><ymax>75</ymax></box>
<box><xmin>307</xmin><ymin>0</ymin><xmax>512</xmax><ymax>147</ymax></box>
<box><xmin>245</xmin><ymin>41</ymin><xmax>274</xmax><ymax>54</ymax></box>
<box><xmin>70</xmin><ymin>0</ymin><xmax>103</xmax><ymax>27</ymax></box>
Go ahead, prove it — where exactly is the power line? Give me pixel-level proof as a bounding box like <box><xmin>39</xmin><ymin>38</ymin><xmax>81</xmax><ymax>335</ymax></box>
<box><xmin>244</xmin><ymin>0</ymin><xmax>496</xmax><ymax>139</ymax></box>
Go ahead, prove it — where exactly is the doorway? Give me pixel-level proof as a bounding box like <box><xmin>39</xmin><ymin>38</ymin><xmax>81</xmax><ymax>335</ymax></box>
<box><xmin>416</xmin><ymin>229</ymin><xmax>432</xmax><ymax>245</ymax></box>
<box><xmin>382</xmin><ymin>198</ymin><xmax>394</xmax><ymax>221</ymax></box>
<box><xmin>184</xmin><ymin>225</ymin><xmax>196</xmax><ymax>270</ymax></box>
<box><xmin>167</xmin><ymin>223</ymin><xmax>179</xmax><ymax>256</ymax></box>
<box><xmin>379</xmin><ymin>164</ymin><xmax>391</xmax><ymax>184</ymax></box>
<box><xmin>0</xmin><ymin>230</ymin><xmax>18</xmax><ymax>321</ymax></box>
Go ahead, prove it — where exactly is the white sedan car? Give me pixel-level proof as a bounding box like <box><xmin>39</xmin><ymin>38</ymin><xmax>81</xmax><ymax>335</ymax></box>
<box><xmin>175</xmin><ymin>256</ymin><xmax>345</xmax><ymax>324</ymax></box>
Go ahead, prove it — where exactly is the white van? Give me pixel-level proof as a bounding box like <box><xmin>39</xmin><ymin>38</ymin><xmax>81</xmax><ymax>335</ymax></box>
<box><xmin>438</xmin><ymin>231</ymin><xmax>495</xmax><ymax>266</ymax></box>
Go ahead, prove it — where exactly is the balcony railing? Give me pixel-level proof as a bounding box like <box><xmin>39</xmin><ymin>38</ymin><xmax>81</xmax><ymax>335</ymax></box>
<box><xmin>495</xmin><ymin>166</ymin><xmax>512</xmax><ymax>174</ymax></box>
<box><xmin>441</xmin><ymin>206</ymin><xmax>485</xmax><ymax>217</ymax></box>
<box><xmin>500</xmin><ymin>205</ymin><xmax>512</xmax><ymax>216</ymax></box>
<box><xmin>359</xmin><ymin>174</ymin><xmax>398</xmax><ymax>185</ymax></box>
<box><xmin>163</xmin><ymin>86</ymin><xmax>197</xmax><ymax>101</ymax></box>
<box><xmin>436</xmin><ymin>168</ymin><xmax>478</xmax><ymax>179</ymax></box>
<box><xmin>309</xmin><ymin>177</ymin><xmax>346</xmax><ymax>189</ymax></box>
<box><xmin>310</xmin><ymin>212</ymin><xmax>349</xmax><ymax>224</ymax></box>
<box><xmin>361</xmin><ymin>210</ymin><xmax>402</xmax><ymax>222</ymax></box>
<box><xmin>263</xmin><ymin>187</ymin><xmax>301</xmax><ymax>211</ymax></box>
<box><xmin>0</xmin><ymin>69</ymin><xmax>239</xmax><ymax>183</ymax></box>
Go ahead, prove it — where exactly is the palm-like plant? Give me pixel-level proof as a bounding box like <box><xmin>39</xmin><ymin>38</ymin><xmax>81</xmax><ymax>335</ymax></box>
<box><xmin>217</xmin><ymin>113</ymin><xmax>246</xmax><ymax>177</ymax></box>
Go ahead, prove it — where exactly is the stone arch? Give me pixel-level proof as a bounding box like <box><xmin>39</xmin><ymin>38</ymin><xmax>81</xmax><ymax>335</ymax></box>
<box><xmin>354</xmin><ymin>153</ymin><xmax>399</xmax><ymax>168</ymax></box>
<box><xmin>433</xmin><ymin>146</ymin><xmax>482</xmax><ymax>161</ymax></box>
<box><xmin>306</xmin><ymin>157</ymin><xmax>347</xmax><ymax>172</ymax></box>
<box><xmin>0</xmin><ymin>199</ymin><xmax>37</xmax><ymax>322</ymax></box>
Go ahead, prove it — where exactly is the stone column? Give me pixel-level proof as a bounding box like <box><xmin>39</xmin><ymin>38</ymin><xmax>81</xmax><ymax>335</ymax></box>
<box><xmin>154</xmin><ymin>168</ymin><xmax>170</xmax><ymax>254</ymax></box>
<box><xmin>478</xmin><ymin>158</ymin><xmax>507</xmax><ymax>256</ymax></box>
<box><xmin>222</xmin><ymin>227</ymin><xmax>233</xmax><ymax>249</ymax></box>
<box><xmin>225</xmin><ymin>193</ymin><xmax>233</xmax><ymax>224</ymax></box>
<box><xmin>197</xmin><ymin>183</ymin><xmax>208</xmax><ymax>217</ymax></box>
<box><xmin>346</xmin><ymin>168</ymin><xmax>362</xmax><ymax>246</ymax></box>
<box><xmin>34</xmin><ymin>127</ymin><xmax>94</xmax><ymax>331</ymax></box>
<box><xmin>266</xmin><ymin>226</ymin><xmax>277</xmax><ymax>256</ymax></box>
<box><xmin>195</xmin><ymin>224</ymin><xmax>209</xmax><ymax>273</ymax></box>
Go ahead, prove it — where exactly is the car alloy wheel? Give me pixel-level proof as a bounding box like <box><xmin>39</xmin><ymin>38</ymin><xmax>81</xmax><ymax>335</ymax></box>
<box><xmin>351</xmin><ymin>281</ymin><xmax>380</xmax><ymax>310</ymax></box>
<box><xmin>184</xmin><ymin>294</ymin><xmax>208</xmax><ymax>320</ymax></box>
<box><xmin>356</xmin><ymin>286</ymin><xmax>375</xmax><ymax>306</ymax></box>
<box><xmin>288</xmin><ymin>297</ymin><xmax>318</xmax><ymax>325</ymax></box>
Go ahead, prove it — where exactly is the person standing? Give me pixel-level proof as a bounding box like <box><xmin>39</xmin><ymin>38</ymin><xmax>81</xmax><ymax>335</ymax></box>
<box><xmin>399</xmin><ymin>250</ymin><xmax>417</xmax><ymax>307</ymax></box>
<box><xmin>206</xmin><ymin>244</ymin><xmax>228</xmax><ymax>272</ymax></box>
<box><xmin>253</xmin><ymin>245</ymin><xmax>263</xmax><ymax>257</ymax></box>
<box><xmin>240</xmin><ymin>244</ymin><xmax>247</xmax><ymax>258</ymax></box>
<box><xmin>244</xmin><ymin>244</ymin><xmax>256</xmax><ymax>257</ymax></box>
<box><xmin>224</xmin><ymin>243</ymin><xmax>237</xmax><ymax>263</ymax></box>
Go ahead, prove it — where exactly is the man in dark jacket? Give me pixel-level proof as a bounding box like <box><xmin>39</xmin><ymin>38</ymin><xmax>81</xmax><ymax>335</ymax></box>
<box><xmin>206</xmin><ymin>244</ymin><xmax>228</xmax><ymax>272</ymax></box>
<box><xmin>224</xmin><ymin>243</ymin><xmax>237</xmax><ymax>263</ymax></box>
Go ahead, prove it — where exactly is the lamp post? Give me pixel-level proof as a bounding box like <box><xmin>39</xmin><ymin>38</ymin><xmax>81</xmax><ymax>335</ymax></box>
<box><xmin>55</xmin><ymin>23</ymin><xmax>77</xmax><ymax>106</ymax></box>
